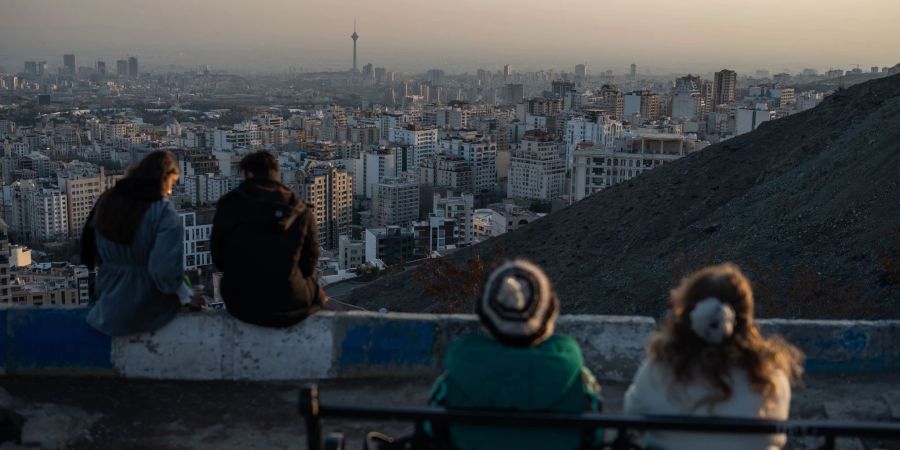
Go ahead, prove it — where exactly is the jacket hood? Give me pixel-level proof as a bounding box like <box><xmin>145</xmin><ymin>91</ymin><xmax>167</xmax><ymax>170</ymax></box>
<box><xmin>236</xmin><ymin>178</ymin><xmax>306</xmax><ymax>233</ymax></box>
<box><xmin>443</xmin><ymin>334</ymin><xmax>584</xmax><ymax>411</ymax></box>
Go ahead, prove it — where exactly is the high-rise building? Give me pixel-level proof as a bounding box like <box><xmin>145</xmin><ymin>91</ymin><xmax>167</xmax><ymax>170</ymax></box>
<box><xmin>4</xmin><ymin>180</ymin><xmax>69</xmax><ymax>243</ymax></box>
<box><xmin>714</xmin><ymin>69</ymin><xmax>737</xmax><ymax>110</ymax></box>
<box><xmin>374</xmin><ymin>67</ymin><xmax>387</xmax><ymax>84</ymax></box>
<box><xmin>354</xmin><ymin>147</ymin><xmax>399</xmax><ymax>199</ymax></box>
<box><xmin>595</xmin><ymin>85</ymin><xmax>624</xmax><ymax>118</ymax></box>
<box><xmin>503</xmin><ymin>64</ymin><xmax>513</xmax><ymax>78</ymax></box>
<box><xmin>507</xmin><ymin>130</ymin><xmax>566</xmax><ymax>202</ymax></box>
<box><xmin>389</xmin><ymin>124</ymin><xmax>438</xmax><ymax>170</ymax></box>
<box><xmin>523</xmin><ymin>97</ymin><xmax>563</xmax><ymax>117</ymax></box>
<box><xmin>573</xmin><ymin>134</ymin><xmax>701</xmax><ymax>199</ymax></box>
<box><xmin>417</xmin><ymin>154</ymin><xmax>473</xmax><ymax>192</ymax></box>
<box><xmin>672</xmin><ymin>74</ymin><xmax>711</xmax><ymax>120</ymax></box>
<box><xmin>364</xmin><ymin>226</ymin><xmax>415</xmax><ymax>266</ymax></box>
<box><xmin>298</xmin><ymin>163</ymin><xmax>353</xmax><ymax>250</ymax></box>
<box><xmin>504</xmin><ymin>83</ymin><xmax>524</xmax><ymax>105</ymax></box>
<box><xmin>443</xmin><ymin>136</ymin><xmax>497</xmax><ymax>192</ymax></box>
<box><xmin>373</xmin><ymin>177</ymin><xmax>419</xmax><ymax>227</ymax></box>
<box><xmin>24</xmin><ymin>61</ymin><xmax>37</xmax><ymax>77</ymax></box>
<box><xmin>433</xmin><ymin>191</ymin><xmax>474</xmax><ymax>245</ymax></box>
<box><xmin>361</xmin><ymin>63</ymin><xmax>374</xmax><ymax>82</ymax></box>
<box><xmin>624</xmin><ymin>90</ymin><xmax>661</xmax><ymax>121</ymax></box>
<box><xmin>96</xmin><ymin>61</ymin><xmax>106</xmax><ymax>76</ymax></box>
<box><xmin>127</xmin><ymin>56</ymin><xmax>139</xmax><ymax>78</ymax></box>
<box><xmin>426</xmin><ymin>69</ymin><xmax>445</xmax><ymax>87</ymax></box>
<box><xmin>116</xmin><ymin>59</ymin><xmax>128</xmax><ymax>77</ymax></box>
<box><xmin>629</xmin><ymin>63</ymin><xmax>637</xmax><ymax>80</ymax></box>
<box><xmin>564</xmin><ymin>114</ymin><xmax>624</xmax><ymax>170</ymax></box>
<box><xmin>57</xmin><ymin>165</ymin><xmax>120</xmax><ymax>238</ymax></box>
<box><xmin>179</xmin><ymin>210</ymin><xmax>214</xmax><ymax>270</ymax></box>
<box><xmin>63</xmin><ymin>54</ymin><xmax>76</xmax><ymax>75</ymax></box>
<box><xmin>551</xmin><ymin>80</ymin><xmax>575</xmax><ymax>99</ymax></box>
<box><xmin>575</xmin><ymin>64</ymin><xmax>587</xmax><ymax>79</ymax></box>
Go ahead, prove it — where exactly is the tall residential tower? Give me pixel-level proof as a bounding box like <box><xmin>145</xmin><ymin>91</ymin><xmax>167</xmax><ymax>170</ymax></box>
<box><xmin>714</xmin><ymin>69</ymin><xmax>737</xmax><ymax>110</ymax></box>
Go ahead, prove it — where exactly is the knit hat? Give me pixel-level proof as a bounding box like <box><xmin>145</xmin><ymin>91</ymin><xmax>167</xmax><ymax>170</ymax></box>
<box><xmin>477</xmin><ymin>260</ymin><xmax>559</xmax><ymax>347</ymax></box>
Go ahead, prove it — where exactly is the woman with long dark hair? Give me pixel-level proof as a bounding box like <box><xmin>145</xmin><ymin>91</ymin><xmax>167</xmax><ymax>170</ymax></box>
<box><xmin>81</xmin><ymin>150</ymin><xmax>201</xmax><ymax>336</ymax></box>
<box><xmin>624</xmin><ymin>263</ymin><xmax>804</xmax><ymax>450</ymax></box>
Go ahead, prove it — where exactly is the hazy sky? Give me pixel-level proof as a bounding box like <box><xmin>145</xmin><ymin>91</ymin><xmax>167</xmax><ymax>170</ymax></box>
<box><xmin>1</xmin><ymin>0</ymin><xmax>898</xmax><ymax>74</ymax></box>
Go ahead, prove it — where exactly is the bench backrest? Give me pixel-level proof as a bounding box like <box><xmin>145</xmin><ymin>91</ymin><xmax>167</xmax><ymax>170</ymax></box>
<box><xmin>298</xmin><ymin>384</ymin><xmax>900</xmax><ymax>450</ymax></box>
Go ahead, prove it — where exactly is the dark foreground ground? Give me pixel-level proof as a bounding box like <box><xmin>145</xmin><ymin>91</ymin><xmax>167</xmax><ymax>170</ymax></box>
<box><xmin>2</xmin><ymin>374</ymin><xmax>899</xmax><ymax>450</ymax></box>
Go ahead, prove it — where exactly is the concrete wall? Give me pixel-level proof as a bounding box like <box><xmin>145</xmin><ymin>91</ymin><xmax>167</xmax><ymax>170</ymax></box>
<box><xmin>1</xmin><ymin>308</ymin><xmax>898</xmax><ymax>382</ymax></box>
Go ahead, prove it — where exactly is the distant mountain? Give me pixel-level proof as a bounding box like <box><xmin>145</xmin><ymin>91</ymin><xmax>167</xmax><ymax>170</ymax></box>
<box><xmin>349</xmin><ymin>74</ymin><xmax>900</xmax><ymax>319</ymax></box>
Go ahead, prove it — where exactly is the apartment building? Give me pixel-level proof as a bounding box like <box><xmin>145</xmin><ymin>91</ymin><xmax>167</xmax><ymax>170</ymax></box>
<box><xmin>507</xmin><ymin>130</ymin><xmax>566</xmax><ymax>202</ymax></box>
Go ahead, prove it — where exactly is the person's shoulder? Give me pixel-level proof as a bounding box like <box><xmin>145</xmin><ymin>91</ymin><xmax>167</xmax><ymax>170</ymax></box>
<box><xmin>218</xmin><ymin>187</ymin><xmax>244</xmax><ymax>204</ymax></box>
<box><xmin>145</xmin><ymin>199</ymin><xmax>182</xmax><ymax>228</ymax></box>
<box><xmin>545</xmin><ymin>334</ymin><xmax>579</xmax><ymax>348</ymax></box>
<box><xmin>632</xmin><ymin>357</ymin><xmax>672</xmax><ymax>384</ymax></box>
<box><xmin>150</xmin><ymin>198</ymin><xmax>178</xmax><ymax>215</ymax></box>
<box><xmin>447</xmin><ymin>334</ymin><xmax>495</xmax><ymax>357</ymax></box>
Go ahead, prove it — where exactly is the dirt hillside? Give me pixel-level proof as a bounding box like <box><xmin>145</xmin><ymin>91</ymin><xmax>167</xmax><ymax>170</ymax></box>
<box><xmin>349</xmin><ymin>74</ymin><xmax>900</xmax><ymax>319</ymax></box>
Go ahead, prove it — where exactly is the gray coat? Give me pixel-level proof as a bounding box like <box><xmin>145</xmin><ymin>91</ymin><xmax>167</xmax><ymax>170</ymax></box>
<box><xmin>86</xmin><ymin>200</ymin><xmax>184</xmax><ymax>336</ymax></box>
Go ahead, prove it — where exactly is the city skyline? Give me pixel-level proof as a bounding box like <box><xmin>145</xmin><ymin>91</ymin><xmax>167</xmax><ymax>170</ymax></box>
<box><xmin>1</xmin><ymin>0</ymin><xmax>898</xmax><ymax>74</ymax></box>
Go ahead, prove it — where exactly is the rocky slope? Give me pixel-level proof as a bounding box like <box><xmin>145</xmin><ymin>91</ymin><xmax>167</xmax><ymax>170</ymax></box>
<box><xmin>349</xmin><ymin>74</ymin><xmax>900</xmax><ymax>319</ymax></box>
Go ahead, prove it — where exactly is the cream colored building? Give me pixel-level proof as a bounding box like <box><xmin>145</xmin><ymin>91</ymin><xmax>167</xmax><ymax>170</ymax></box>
<box><xmin>507</xmin><ymin>130</ymin><xmax>566</xmax><ymax>202</ymax></box>
<box><xmin>572</xmin><ymin>133</ymin><xmax>704</xmax><ymax>201</ymax></box>
<box><xmin>299</xmin><ymin>163</ymin><xmax>353</xmax><ymax>250</ymax></box>
<box><xmin>57</xmin><ymin>165</ymin><xmax>122</xmax><ymax>238</ymax></box>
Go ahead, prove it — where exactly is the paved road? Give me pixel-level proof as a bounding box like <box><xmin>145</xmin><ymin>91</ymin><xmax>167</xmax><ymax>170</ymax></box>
<box><xmin>323</xmin><ymin>279</ymin><xmax>373</xmax><ymax>311</ymax></box>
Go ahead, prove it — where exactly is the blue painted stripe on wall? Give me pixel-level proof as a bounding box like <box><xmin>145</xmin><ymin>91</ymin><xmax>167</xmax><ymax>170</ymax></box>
<box><xmin>0</xmin><ymin>310</ymin><xmax>7</xmax><ymax>371</ymax></box>
<box><xmin>6</xmin><ymin>308</ymin><xmax>112</xmax><ymax>371</ymax></box>
<box><xmin>340</xmin><ymin>321</ymin><xmax>435</xmax><ymax>368</ymax></box>
<box><xmin>805</xmin><ymin>357</ymin><xmax>900</xmax><ymax>375</ymax></box>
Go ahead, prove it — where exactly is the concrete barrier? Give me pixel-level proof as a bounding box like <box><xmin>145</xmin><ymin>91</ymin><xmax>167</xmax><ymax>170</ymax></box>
<box><xmin>759</xmin><ymin>319</ymin><xmax>900</xmax><ymax>374</ymax></box>
<box><xmin>0</xmin><ymin>307</ymin><xmax>897</xmax><ymax>381</ymax></box>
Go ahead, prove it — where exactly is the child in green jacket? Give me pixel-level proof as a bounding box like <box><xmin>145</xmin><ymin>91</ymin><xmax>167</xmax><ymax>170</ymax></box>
<box><xmin>429</xmin><ymin>259</ymin><xmax>603</xmax><ymax>450</ymax></box>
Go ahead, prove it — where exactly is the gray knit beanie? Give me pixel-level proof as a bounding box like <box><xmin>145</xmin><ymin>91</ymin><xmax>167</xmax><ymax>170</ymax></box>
<box><xmin>477</xmin><ymin>260</ymin><xmax>559</xmax><ymax>347</ymax></box>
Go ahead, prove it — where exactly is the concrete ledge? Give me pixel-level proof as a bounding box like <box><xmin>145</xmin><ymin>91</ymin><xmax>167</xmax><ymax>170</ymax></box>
<box><xmin>0</xmin><ymin>307</ymin><xmax>898</xmax><ymax>381</ymax></box>
<box><xmin>759</xmin><ymin>319</ymin><xmax>900</xmax><ymax>374</ymax></box>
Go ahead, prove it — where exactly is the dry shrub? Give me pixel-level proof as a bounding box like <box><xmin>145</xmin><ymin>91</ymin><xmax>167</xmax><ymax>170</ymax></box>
<box><xmin>413</xmin><ymin>243</ymin><xmax>507</xmax><ymax>313</ymax></box>
<box><xmin>745</xmin><ymin>259</ymin><xmax>862</xmax><ymax>319</ymax></box>
<box><xmin>670</xmin><ymin>250</ymin><xmax>865</xmax><ymax>319</ymax></box>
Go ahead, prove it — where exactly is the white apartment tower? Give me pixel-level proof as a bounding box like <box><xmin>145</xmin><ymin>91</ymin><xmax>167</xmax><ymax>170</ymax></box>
<box><xmin>373</xmin><ymin>177</ymin><xmax>420</xmax><ymax>227</ymax></box>
<box><xmin>354</xmin><ymin>148</ymin><xmax>399</xmax><ymax>199</ymax></box>
<box><xmin>4</xmin><ymin>181</ymin><xmax>69</xmax><ymax>243</ymax></box>
<box><xmin>180</xmin><ymin>211</ymin><xmax>213</xmax><ymax>270</ymax></box>
<box><xmin>443</xmin><ymin>136</ymin><xmax>497</xmax><ymax>192</ymax></box>
<box><xmin>390</xmin><ymin>124</ymin><xmax>438</xmax><ymax>171</ymax></box>
<box><xmin>572</xmin><ymin>133</ymin><xmax>702</xmax><ymax>201</ymax></box>
<box><xmin>507</xmin><ymin>130</ymin><xmax>566</xmax><ymax>202</ymax></box>
<box><xmin>433</xmin><ymin>191</ymin><xmax>474</xmax><ymax>245</ymax></box>
<box><xmin>564</xmin><ymin>115</ymin><xmax>624</xmax><ymax>169</ymax></box>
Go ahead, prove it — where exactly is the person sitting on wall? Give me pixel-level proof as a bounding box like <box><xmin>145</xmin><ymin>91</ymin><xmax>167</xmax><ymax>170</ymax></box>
<box><xmin>82</xmin><ymin>150</ymin><xmax>204</xmax><ymax>336</ymax></box>
<box><xmin>624</xmin><ymin>263</ymin><xmax>804</xmax><ymax>450</ymax></box>
<box><xmin>427</xmin><ymin>259</ymin><xmax>603</xmax><ymax>450</ymax></box>
<box><xmin>211</xmin><ymin>150</ymin><xmax>325</xmax><ymax>327</ymax></box>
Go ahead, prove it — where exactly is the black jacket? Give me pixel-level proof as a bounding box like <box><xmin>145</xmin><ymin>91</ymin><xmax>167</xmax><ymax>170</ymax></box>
<box><xmin>211</xmin><ymin>178</ymin><xmax>323</xmax><ymax>327</ymax></box>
